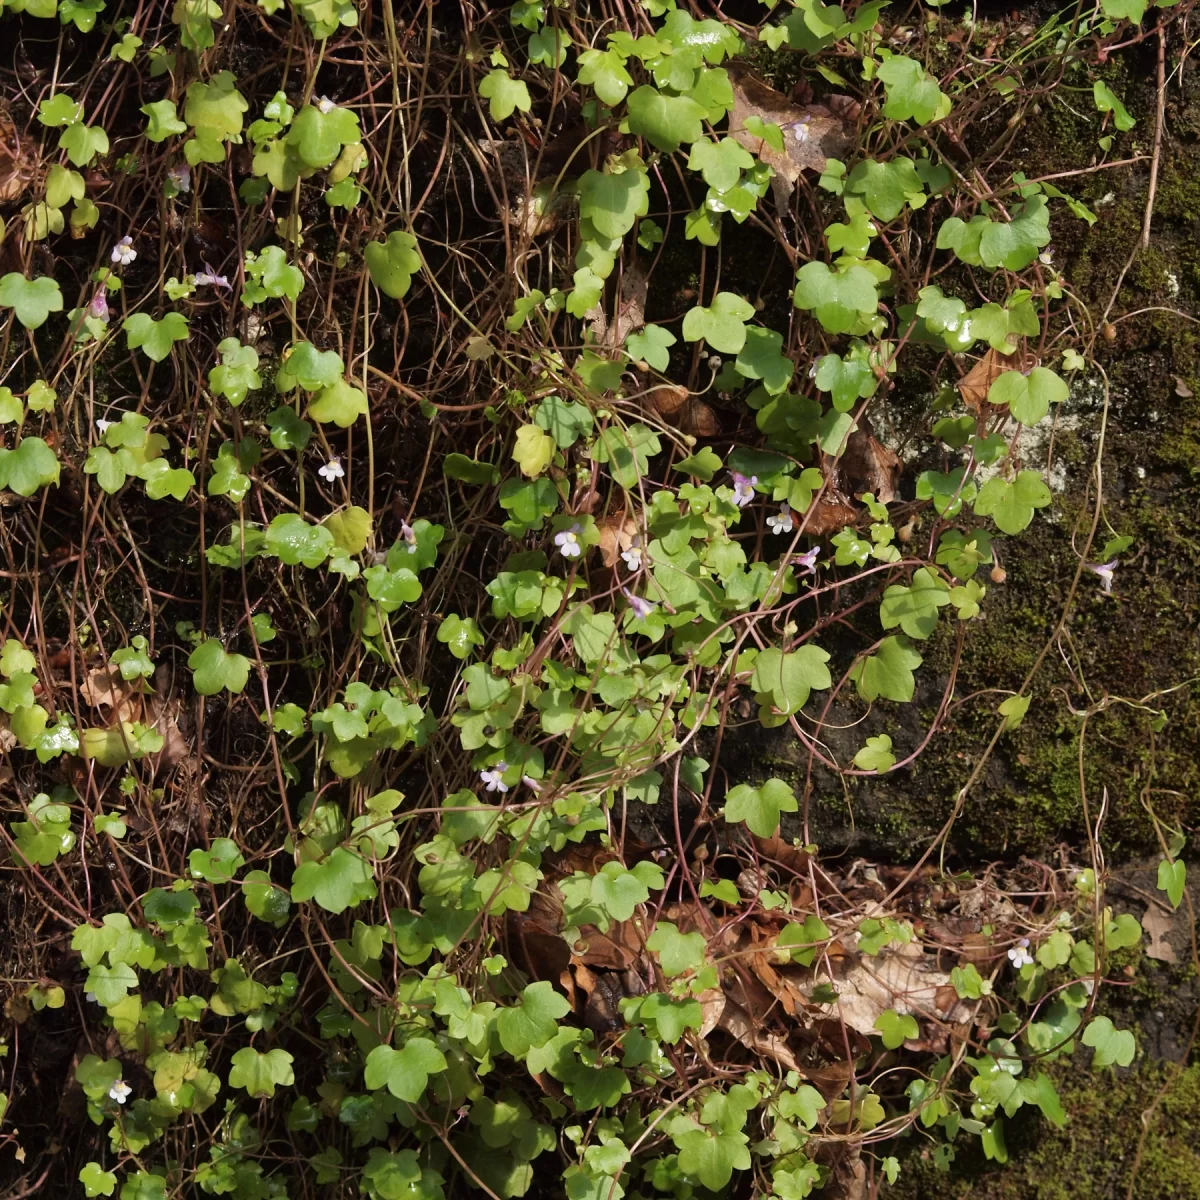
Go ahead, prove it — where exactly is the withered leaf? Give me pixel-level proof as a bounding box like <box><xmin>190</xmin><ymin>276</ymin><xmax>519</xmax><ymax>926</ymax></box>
<box><xmin>837</xmin><ymin>423</ymin><xmax>901</xmax><ymax>504</ymax></box>
<box><xmin>727</xmin><ymin>65</ymin><xmax>854</xmax><ymax>206</ymax></box>
<box><xmin>958</xmin><ymin>347</ymin><xmax>1033</xmax><ymax>413</ymax></box>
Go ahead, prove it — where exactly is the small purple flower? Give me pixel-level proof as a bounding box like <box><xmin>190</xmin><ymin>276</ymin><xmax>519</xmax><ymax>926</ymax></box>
<box><xmin>621</xmin><ymin>535</ymin><xmax>643</xmax><ymax>572</ymax></box>
<box><xmin>194</xmin><ymin>262</ymin><xmax>231</xmax><ymax>290</ymax></box>
<box><xmin>96</xmin><ymin>415</ymin><xmax>118</xmax><ymax>435</ymax></box>
<box><xmin>318</xmin><ymin>458</ymin><xmax>344</xmax><ymax>482</ymax></box>
<box><xmin>1007</xmin><ymin>938</ymin><xmax>1034</xmax><ymax>969</ymax></box>
<box><xmin>521</xmin><ymin>775</ymin><xmax>542</xmax><ymax>793</ymax></box>
<box><xmin>793</xmin><ymin>545</ymin><xmax>821</xmax><ymax>573</ymax></box>
<box><xmin>111</xmin><ymin>236</ymin><xmax>136</xmax><ymax>266</ymax></box>
<box><xmin>554</xmin><ymin>523</ymin><xmax>583</xmax><ymax>558</ymax></box>
<box><xmin>87</xmin><ymin>289</ymin><xmax>109</xmax><ymax>321</ymax></box>
<box><xmin>1086</xmin><ymin>559</ymin><xmax>1117</xmax><ymax>593</ymax></box>
<box><xmin>316</xmin><ymin>95</ymin><xmax>336</xmax><ymax>114</ymax></box>
<box><xmin>109</xmin><ymin>1079</ymin><xmax>132</xmax><ymax>1104</ymax></box>
<box><xmin>622</xmin><ymin>587</ymin><xmax>656</xmax><ymax>620</ymax></box>
<box><xmin>167</xmin><ymin>163</ymin><xmax>191</xmax><ymax>193</ymax></box>
<box><xmin>730</xmin><ymin>471</ymin><xmax>757</xmax><ymax>508</ymax></box>
<box><xmin>400</xmin><ymin>520</ymin><xmax>417</xmax><ymax>553</ymax></box>
<box><xmin>481</xmin><ymin>762</ymin><xmax>509</xmax><ymax>793</ymax></box>
<box><xmin>766</xmin><ymin>503</ymin><xmax>794</xmax><ymax>536</ymax></box>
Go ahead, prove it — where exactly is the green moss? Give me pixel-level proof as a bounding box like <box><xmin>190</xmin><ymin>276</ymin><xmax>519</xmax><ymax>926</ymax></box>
<box><xmin>892</xmin><ymin>1062</ymin><xmax>1200</xmax><ymax>1200</ymax></box>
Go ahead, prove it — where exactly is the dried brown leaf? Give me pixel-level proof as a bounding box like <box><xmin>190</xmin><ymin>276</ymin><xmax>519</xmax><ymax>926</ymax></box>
<box><xmin>838</xmin><ymin>424</ymin><xmax>901</xmax><ymax>503</ymax></box>
<box><xmin>727</xmin><ymin>65</ymin><xmax>853</xmax><ymax>207</ymax></box>
<box><xmin>958</xmin><ymin>347</ymin><xmax>1033</xmax><ymax>413</ymax></box>
<box><xmin>1142</xmin><ymin>906</ymin><xmax>1179</xmax><ymax>963</ymax></box>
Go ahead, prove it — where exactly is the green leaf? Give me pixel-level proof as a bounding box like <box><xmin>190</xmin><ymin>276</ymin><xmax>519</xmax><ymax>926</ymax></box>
<box><xmin>80</xmin><ymin>1163</ymin><xmax>118</xmax><ymax>1197</ymax></box>
<box><xmin>625</xmin><ymin>323</ymin><xmax>676</xmax><ymax>373</ymax></box>
<box><xmin>998</xmin><ymin>694</ymin><xmax>1031</xmax><ymax>730</ymax></box>
<box><xmin>877</xmin><ymin>54</ymin><xmax>952</xmax><ymax>125</ymax></box>
<box><xmin>363</xmin><ymin>1037</ymin><xmax>449</xmax><ymax>1101</ymax></box>
<box><xmin>187</xmin><ymin>640</ymin><xmax>251</xmax><ymax>696</ymax></box>
<box><xmin>1157</xmin><ymin>858</ymin><xmax>1185</xmax><ymax>909</ymax></box>
<box><xmin>497</xmin><ymin>981</ymin><xmax>572</xmax><ymax>1058</ymax></box>
<box><xmin>0</xmin><ymin>274</ymin><xmax>64</xmax><ymax>330</ymax></box>
<box><xmin>853</xmin><ymin>734</ymin><xmax>896</xmax><ymax>772</ymax></box>
<box><xmin>974</xmin><ymin>470</ymin><xmax>1052</xmax><ymax>534</ymax></box>
<box><xmin>59</xmin><ymin>122</ymin><xmax>109</xmax><ymax>167</ymax></box>
<box><xmin>287</xmin><ymin>101</ymin><xmax>361</xmax><ymax>168</ymax></box>
<box><xmin>578</xmin><ymin>47</ymin><xmax>634</xmax><ymax>106</ymax></box>
<box><xmin>512</xmin><ymin>424</ymin><xmax>556</xmax><ymax>478</ymax></box>
<box><xmin>363</xmin><ymin>231</ymin><xmax>421</xmax><ymax>300</ymax></box>
<box><xmin>265</xmin><ymin>514</ymin><xmax>334</xmax><ymax>567</ymax></box>
<box><xmin>309</xmin><ymin>378</ymin><xmax>368</xmax><ymax>428</ymax></box>
<box><xmin>724</xmin><ymin>777</ymin><xmax>798</xmax><ymax>838</ymax></box>
<box><xmin>578</xmin><ymin>165</ymin><xmax>650</xmax><ymax>240</ymax></box>
<box><xmin>647</xmin><ymin>922</ymin><xmax>707</xmax><ymax>976</ymax></box>
<box><xmin>38</xmin><ymin>94</ymin><xmax>83</xmax><ymax>127</ymax></box>
<box><xmin>674</xmin><ymin>1125</ymin><xmax>751</xmax><ymax>1192</ymax></box>
<box><xmin>209</xmin><ymin>337</ymin><xmax>262</xmax><ymax>406</ymax></box>
<box><xmin>875</xmin><ymin>1008</ymin><xmax>919</xmax><ymax>1049</ymax></box>
<box><xmin>291</xmin><ymin>847</ymin><xmax>377</xmax><ymax>913</ymax></box>
<box><xmin>277</xmin><ymin>342</ymin><xmax>344</xmax><ymax>391</ymax></box>
<box><xmin>988</xmin><ymin>367</ymin><xmax>1068</xmax><ymax>426</ymax></box>
<box><xmin>188</xmin><ymin>837</ymin><xmax>245</xmax><ymax>883</ymax></box>
<box><xmin>736</xmin><ymin>326</ymin><xmax>793</xmax><ymax>394</ymax></box>
<box><xmin>534</xmin><ymin>395</ymin><xmax>594</xmax><ymax>449</ymax></box>
<box><xmin>681</xmin><ymin>291</ymin><xmax>755</xmax><ymax>355</ymax></box>
<box><xmin>443</xmin><ymin>453</ymin><xmax>499</xmax><ymax>485</ymax></box>
<box><xmin>479</xmin><ymin>69</ymin><xmax>532</xmax><ymax>121</ymax></box>
<box><xmin>0</xmin><ymin>437</ymin><xmax>61</xmax><ymax>497</ymax></box>
<box><xmin>750</xmin><ymin>645</ymin><xmax>832</xmax><ymax>715</ymax></box>
<box><xmin>84</xmin><ymin>962</ymin><xmax>138</xmax><ymax>1007</ymax></box>
<box><xmin>793</xmin><ymin>260</ymin><xmax>883</xmax><ymax>334</ymax></box>
<box><xmin>142</xmin><ymin>99</ymin><xmax>187</xmax><ymax>142</ymax></box>
<box><xmin>879</xmin><ymin>567</ymin><xmax>950</xmax><ymax>639</ymax></box>
<box><xmin>637</xmin><ymin>994</ymin><xmax>703</xmax><ymax>1044</ymax></box>
<box><xmin>1094</xmin><ymin>81</ymin><xmax>1135</xmax><ymax>132</ymax></box>
<box><xmin>1081</xmin><ymin>1016</ymin><xmax>1136</xmax><ymax>1069</ymax></box>
<box><xmin>123</xmin><ymin>312</ymin><xmax>190</xmax><ymax>362</ymax></box>
<box><xmin>845</xmin><ymin>158</ymin><xmax>924</xmax><ymax>222</ymax></box>
<box><xmin>266</xmin><ymin>407</ymin><xmax>313</xmax><ymax>451</ymax></box>
<box><xmin>438</xmin><ymin>614</ymin><xmax>485</xmax><ymax>660</ymax></box>
<box><xmin>228</xmin><ymin>1047</ymin><xmax>295</xmax><ymax>1098</ymax></box>
<box><xmin>687</xmin><ymin>136</ymin><xmax>754</xmax><ymax>192</ymax></box>
<box><xmin>625</xmin><ymin>85</ymin><xmax>706</xmax><ymax>152</ymax></box>
<box><xmin>850</xmin><ymin>636</ymin><xmax>923</xmax><ymax>703</ymax></box>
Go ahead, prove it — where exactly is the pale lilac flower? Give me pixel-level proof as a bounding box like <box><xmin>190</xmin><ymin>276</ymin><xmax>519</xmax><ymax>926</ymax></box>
<box><xmin>96</xmin><ymin>416</ymin><xmax>116</xmax><ymax>435</ymax></box>
<box><xmin>109</xmin><ymin>1079</ymin><xmax>132</xmax><ymax>1104</ymax></box>
<box><xmin>622</xmin><ymin>587</ymin><xmax>656</xmax><ymax>620</ymax></box>
<box><xmin>1038</xmin><ymin>245</ymin><xmax>1054</xmax><ymax>266</ymax></box>
<box><xmin>1086</xmin><ymin>559</ymin><xmax>1117</xmax><ymax>593</ymax></box>
<box><xmin>316</xmin><ymin>96</ymin><xmax>336</xmax><ymax>114</ymax></box>
<box><xmin>111</xmin><ymin>236</ymin><xmax>137</xmax><ymax>266</ymax></box>
<box><xmin>194</xmin><ymin>262</ymin><xmax>231</xmax><ymax>290</ymax></box>
<box><xmin>554</xmin><ymin>523</ymin><xmax>583</xmax><ymax>558</ymax></box>
<box><xmin>785</xmin><ymin>115</ymin><xmax>812</xmax><ymax>143</ymax></box>
<box><xmin>621</xmin><ymin>536</ymin><xmax>643</xmax><ymax>572</ymax></box>
<box><xmin>793</xmin><ymin>545</ymin><xmax>821</xmax><ymax>573</ymax></box>
<box><xmin>87</xmin><ymin>289</ymin><xmax>109</xmax><ymax>321</ymax></box>
<box><xmin>766</xmin><ymin>503</ymin><xmax>794</xmax><ymax>536</ymax></box>
<box><xmin>1007</xmin><ymin>938</ymin><xmax>1034</xmax><ymax>970</ymax></box>
<box><xmin>400</xmin><ymin>520</ymin><xmax>417</xmax><ymax>553</ymax></box>
<box><xmin>85</xmin><ymin>991</ymin><xmax>98</xmax><ymax>1003</ymax></box>
<box><xmin>167</xmin><ymin>163</ymin><xmax>191</xmax><ymax>193</ymax></box>
<box><xmin>808</xmin><ymin>362</ymin><xmax>819</xmax><ymax>379</ymax></box>
<box><xmin>730</xmin><ymin>471</ymin><xmax>757</xmax><ymax>508</ymax></box>
<box><xmin>521</xmin><ymin>775</ymin><xmax>542</xmax><ymax>793</ymax></box>
<box><xmin>318</xmin><ymin>458</ymin><xmax>344</xmax><ymax>482</ymax></box>
<box><xmin>481</xmin><ymin>762</ymin><xmax>509</xmax><ymax>793</ymax></box>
